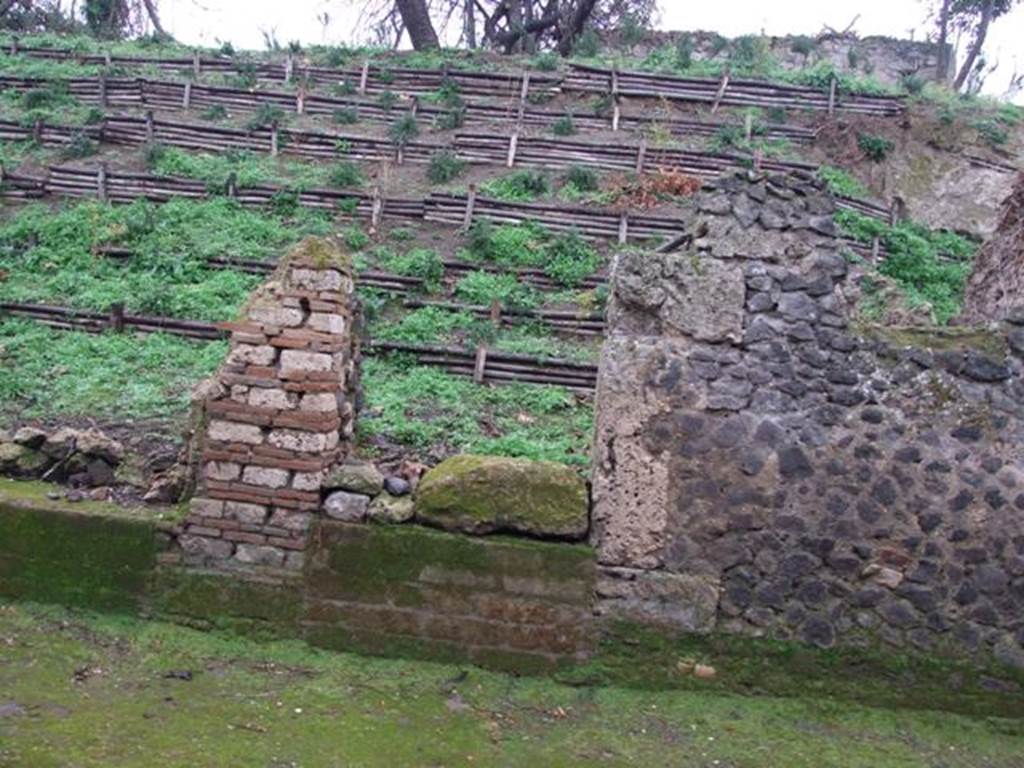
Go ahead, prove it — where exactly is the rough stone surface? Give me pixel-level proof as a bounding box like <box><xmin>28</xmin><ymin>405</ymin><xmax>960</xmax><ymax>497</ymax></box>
<box><xmin>324</xmin><ymin>460</ymin><xmax>384</xmax><ymax>496</ymax></box>
<box><xmin>415</xmin><ymin>454</ymin><xmax>589</xmax><ymax>539</ymax></box>
<box><xmin>592</xmin><ymin>173</ymin><xmax>1024</xmax><ymax>664</ymax></box>
<box><xmin>324</xmin><ymin>490</ymin><xmax>370</xmax><ymax>522</ymax></box>
<box><xmin>367</xmin><ymin>492</ymin><xmax>415</xmax><ymax>523</ymax></box>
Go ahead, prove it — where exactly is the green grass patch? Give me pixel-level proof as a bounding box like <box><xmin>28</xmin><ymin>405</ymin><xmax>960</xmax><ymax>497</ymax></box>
<box><xmin>819</xmin><ymin>165</ymin><xmax>868</xmax><ymax>198</ymax></box>
<box><xmin>359</xmin><ymin>355</ymin><xmax>593</xmax><ymax>466</ymax></box>
<box><xmin>0</xmin><ymin>319</ymin><xmax>226</xmax><ymax>422</ymax></box>
<box><xmin>3</xmin><ymin>602</ymin><xmax>1023</xmax><ymax>767</ymax></box>
<box><xmin>146</xmin><ymin>145</ymin><xmax>333</xmax><ymax>191</ymax></box>
<box><xmin>464</xmin><ymin>221</ymin><xmax>603</xmax><ymax>288</ymax></box>
<box><xmin>454</xmin><ymin>270</ymin><xmax>540</xmax><ymax>309</ymax></box>
<box><xmin>0</xmin><ymin>198</ymin><xmax>332</xmax><ymax>320</ymax></box>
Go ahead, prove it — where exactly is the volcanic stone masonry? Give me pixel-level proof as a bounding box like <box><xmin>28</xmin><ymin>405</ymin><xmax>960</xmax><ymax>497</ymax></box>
<box><xmin>178</xmin><ymin>237</ymin><xmax>359</xmax><ymax>572</ymax></box>
<box><xmin>592</xmin><ymin>172</ymin><xmax>1024</xmax><ymax>669</ymax></box>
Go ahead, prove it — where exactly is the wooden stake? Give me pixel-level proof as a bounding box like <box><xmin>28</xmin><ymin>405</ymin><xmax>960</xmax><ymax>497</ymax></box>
<box><xmin>108</xmin><ymin>302</ymin><xmax>125</xmax><ymax>332</ymax></box>
<box><xmin>611</xmin><ymin>67</ymin><xmax>621</xmax><ymax>131</ymax></box>
<box><xmin>182</xmin><ymin>81</ymin><xmax>192</xmax><ymax>109</ymax></box>
<box><xmin>744</xmin><ymin>112</ymin><xmax>753</xmax><ymax>141</ymax></box>
<box><xmin>32</xmin><ymin>120</ymin><xmax>43</xmax><ymax>144</ymax></box>
<box><xmin>409</xmin><ymin>96</ymin><xmax>419</xmax><ymax>120</ymax></box>
<box><xmin>284</xmin><ymin>54</ymin><xmax>294</xmax><ymax>84</ymax></box>
<box><xmin>103</xmin><ymin>50</ymin><xmax>111</xmax><ymax>67</ymax></box>
<box><xmin>489</xmin><ymin>300</ymin><xmax>502</xmax><ymax>327</ymax></box>
<box><xmin>296</xmin><ymin>88</ymin><xmax>305</xmax><ymax>115</ymax></box>
<box><xmin>226</xmin><ymin>172</ymin><xmax>237</xmax><ymax>198</ymax></box>
<box><xmin>871</xmin><ymin>236</ymin><xmax>880</xmax><ymax>261</ymax></box>
<box><xmin>473</xmin><ymin>345</ymin><xmax>488</xmax><ymax>384</ymax></box>
<box><xmin>99</xmin><ymin>73</ymin><xmax>108</xmax><ymax>107</ymax></box>
<box><xmin>507</xmin><ymin>132</ymin><xmax>519</xmax><ymax>168</ymax></box>
<box><xmin>618</xmin><ymin>213</ymin><xmax>628</xmax><ymax>244</ymax></box>
<box><xmin>635</xmin><ymin>137</ymin><xmax>648</xmax><ymax>173</ymax></box>
<box><xmin>711</xmin><ymin>72</ymin><xmax>730</xmax><ymax>114</ymax></box>
<box><xmin>358</xmin><ymin>60</ymin><xmax>369</xmax><ymax>95</ymax></box>
<box><xmin>827</xmin><ymin>76</ymin><xmax>837</xmax><ymax>117</ymax></box>
<box><xmin>462</xmin><ymin>184</ymin><xmax>477</xmax><ymax>230</ymax></box>
<box><xmin>97</xmin><ymin>164</ymin><xmax>108</xmax><ymax>203</ymax></box>
<box><xmin>192</xmin><ymin>51</ymin><xmax>201</xmax><ymax>78</ymax></box>
<box><xmin>889</xmin><ymin>199</ymin><xmax>898</xmax><ymax>226</ymax></box>
<box><xmin>518</xmin><ymin>71</ymin><xmax>531</xmax><ymax>127</ymax></box>
<box><xmin>270</xmin><ymin>124</ymin><xmax>279</xmax><ymax>156</ymax></box>
<box><xmin>9</xmin><ymin>37</ymin><xmax>17</xmax><ymax>55</ymax></box>
<box><xmin>145</xmin><ymin>110</ymin><xmax>155</xmax><ymax>143</ymax></box>
<box><xmin>370</xmin><ymin>185</ymin><xmax>383</xmax><ymax>232</ymax></box>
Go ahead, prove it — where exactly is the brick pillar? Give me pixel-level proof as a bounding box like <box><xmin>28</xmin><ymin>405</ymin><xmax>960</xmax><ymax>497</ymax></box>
<box><xmin>181</xmin><ymin>237</ymin><xmax>358</xmax><ymax>571</ymax></box>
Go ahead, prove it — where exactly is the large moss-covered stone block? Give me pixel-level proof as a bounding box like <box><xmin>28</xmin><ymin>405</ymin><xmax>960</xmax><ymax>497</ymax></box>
<box><xmin>414</xmin><ymin>454</ymin><xmax>589</xmax><ymax>538</ymax></box>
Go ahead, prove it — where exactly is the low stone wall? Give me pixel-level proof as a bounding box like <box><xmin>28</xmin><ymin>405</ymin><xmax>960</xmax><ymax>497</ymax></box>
<box><xmin>592</xmin><ymin>173</ymin><xmax>1024</xmax><ymax>669</ymax></box>
<box><xmin>304</xmin><ymin>522</ymin><xmax>595</xmax><ymax>671</ymax></box>
<box><xmin>179</xmin><ymin>237</ymin><xmax>359</xmax><ymax>572</ymax></box>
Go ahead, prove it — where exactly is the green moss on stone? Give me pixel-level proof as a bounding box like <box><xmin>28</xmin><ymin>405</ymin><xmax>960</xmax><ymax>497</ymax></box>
<box><xmin>0</xmin><ymin>501</ymin><xmax>156</xmax><ymax>611</ymax></box>
<box><xmin>563</xmin><ymin>622</ymin><xmax>1024</xmax><ymax>719</ymax></box>
<box><xmin>288</xmin><ymin>235</ymin><xmax>352</xmax><ymax>271</ymax></box>
<box><xmin>310</xmin><ymin>521</ymin><xmax>594</xmax><ymax>606</ymax></box>
<box><xmin>147</xmin><ymin>567</ymin><xmax>303</xmax><ymax>640</ymax></box>
<box><xmin>415</xmin><ymin>454</ymin><xmax>590</xmax><ymax>538</ymax></box>
<box><xmin>855</xmin><ymin>323</ymin><xmax>1008</xmax><ymax>358</ymax></box>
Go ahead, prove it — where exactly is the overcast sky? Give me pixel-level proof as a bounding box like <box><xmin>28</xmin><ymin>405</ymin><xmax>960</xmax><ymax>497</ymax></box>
<box><xmin>158</xmin><ymin>0</ymin><xmax>1024</xmax><ymax>99</ymax></box>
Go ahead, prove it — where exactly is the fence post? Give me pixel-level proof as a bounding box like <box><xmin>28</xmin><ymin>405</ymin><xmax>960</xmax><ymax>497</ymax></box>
<box><xmin>99</xmin><ymin>72</ymin><xmax>108</xmax><ymax>108</ymax></box>
<box><xmin>610</xmin><ymin>67</ymin><xmax>621</xmax><ymax>132</ymax></box>
<box><xmin>103</xmin><ymin>50</ymin><xmax>111</xmax><ymax>68</ymax></box>
<box><xmin>889</xmin><ymin>199</ymin><xmax>899</xmax><ymax>226</ymax></box>
<box><xmin>226</xmin><ymin>171</ymin><xmax>237</xmax><ymax>198</ymax></box>
<box><xmin>270</xmin><ymin>123</ymin><xmax>279</xmax><ymax>156</ymax></box>
<box><xmin>473</xmin><ymin>345</ymin><xmax>488</xmax><ymax>385</ymax></box>
<box><xmin>296</xmin><ymin>87</ymin><xmax>305</xmax><ymax>115</ymax></box>
<box><xmin>145</xmin><ymin>110</ymin><xmax>155</xmax><ymax>144</ymax></box>
<box><xmin>635</xmin><ymin>137</ymin><xmax>648</xmax><ymax>174</ymax></box>
<box><xmin>284</xmin><ymin>53</ymin><xmax>294</xmax><ymax>84</ymax></box>
<box><xmin>370</xmin><ymin>184</ymin><xmax>383</xmax><ymax>232</ymax></box>
<box><xmin>358</xmin><ymin>59</ymin><xmax>370</xmax><ymax>95</ymax></box>
<box><xmin>871</xmin><ymin>236</ymin><xmax>880</xmax><ymax>261</ymax></box>
<box><xmin>9</xmin><ymin>37</ymin><xmax>17</xmax><ymax>55</ymax></box>
<box><xmin>108</xmin><ymin>302</ymin><xmax>125</xmax><ymax>333</ymax></box>
<box><xmin>744</xmin><ymin>111</ymin><xmax>753</xmax><ymax>142</ymax></box>
<box><xmin>489</xmin><ymin>300</ymin><xmax>502</xmax><ymax>327</ymax></box>
<box><xmin>618</xmin><ymin>212</ymin><xmax>628</xmax><ymax>244</ymax></box>
<box><xmin>192</xmin><ymin>51</ymin><xmax>201</xmax><ymax>78</ymax></box>
<box><xmin>517</xmin><ymin>71</ymin><xmax>531</xmax><ymax>128</ymax></box>
<box><xmin>409</xmin><ymin>95</ymin><xmax>419</xmax><ymax>120</ymax></box>
<box><xmin>182</xmin><ymin>80</ymin><xmax>192</xmax><ymax>109</ymax></box>
<box><xmin>506</xmin><ymin>132</ymin><xmax>519</xmax><ymax>168</ymax></box>
<box><xmin>32</xmin><ymin>119</ymin><xmax>43</xmax><ymax>145</ymax></box>
<box><xmin>462</xmin><ymin>184</ymin><xmax>477</xmax><ymax>231</ymax></box>
<box><xmin>711</xmin><ymin>71</ymin><xmax>730</xmax><ymax>114</ymax></box>
<box><xmin>97</xmin><ymin>164</ymin><xmax>108</xmax><ymax>203</ymax></box>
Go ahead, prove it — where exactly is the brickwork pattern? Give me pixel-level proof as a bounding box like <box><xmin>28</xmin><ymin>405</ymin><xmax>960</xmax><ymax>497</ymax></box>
<box><xmin>180</xmin><ymin>239</ymin><xmax>358</xmax><ymax>571</ymax></box>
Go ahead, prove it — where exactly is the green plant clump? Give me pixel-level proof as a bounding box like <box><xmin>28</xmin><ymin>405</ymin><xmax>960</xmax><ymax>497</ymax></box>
<box><xmin>552</xmin><ymin>113</ymin><xmax>576</xmax><ymax>136</ymax></box>
<box><xmin>454</xmin><ymin>270</ymin><xmax>539</xmax><ymax>309</ymax></box>
<box><xmin>380</xmin><ymin>247</ymin><xmax>445</xmax><ymax>291</ymax></box>
<box><xmin>327</xmin><ymin>161</ymin><xmax>364</xmax><ymax>188</ymax></box>
<box><xmin>836</xmin><ymin>209</ymin><xmax>976</xmax><ymax>323</ymax></box>
<box><xmin>426</xmin><ymin>150</ymin><xmax>465</xmax><ymax>184</ymax></box>
<box><xmin>857</xmin><ymin>132</ymin><xmax>894</xmax><ymax>162</ymax></box>
<box><xmin>818</xmin><ymin>165</ymin><xmax>868</xmax><ymax>198</ymax></box>
<box><xmin>480</xmin><ymin>170</ymin><xmax>550</xmax><ymax>202</ymax></box>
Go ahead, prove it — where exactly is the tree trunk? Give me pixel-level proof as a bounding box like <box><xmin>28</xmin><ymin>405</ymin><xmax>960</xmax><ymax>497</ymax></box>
<box><xmin>395</xmin><ymin>0</ymin><xmax>440</xmax><ymax>50</ymax></box>
<box><xmin>463</xmin><ymin>0</ymin><xmax>476</xmax><ymax>47</ymax></box>
<box><xmin>141</xmin><ymin>0</ymin><xmax>169</xmax><ymax>38</ymax></box>
<box><xmin>556</xmin><ymin>0</ymin><xmax>598</xmax><ymax>56</ymax></box>
<box><xmin>954</xmin><ymin>0</ymin><xmax>994</xmax><ymax>91</ymax></box>
<box><xmin>935</xmin><ymin>0</ymin><xmax>952</xmax><ymax>82</ymax></box>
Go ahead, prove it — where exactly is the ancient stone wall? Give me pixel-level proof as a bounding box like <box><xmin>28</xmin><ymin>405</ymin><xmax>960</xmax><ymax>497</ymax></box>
<box><xmin>960</xmin><ymin>174</ymin><xmax>1024</xmax><ymax>324</ymax></box>
<box><xmin>178</xmin><ymin>237</ymin><xmax>359</xmax><ymax>572</ymax></box>
<box><xmin>592</xmin><ymin>174</ymin><xmax>1024</xmax><ymax>669</ymax></box>
<box><xmin>637</xmin><ymin>31</ymin><xmax>951</xmax><ymax>87</ymax></box>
